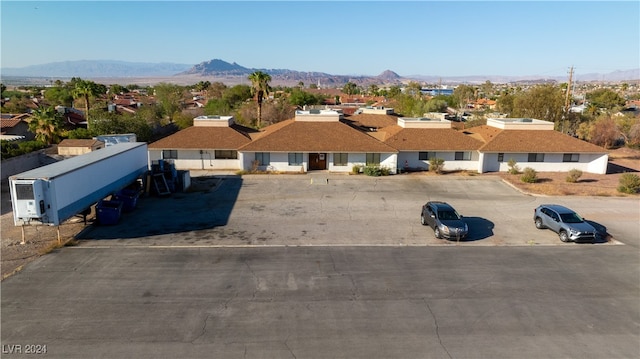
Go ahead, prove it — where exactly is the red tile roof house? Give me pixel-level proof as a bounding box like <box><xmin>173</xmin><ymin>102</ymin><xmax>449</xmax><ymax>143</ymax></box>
<box><xmin>375</xmin><ymin>117</ymin><xmax>486</xmax><ymax>172</ymax></box>
<box><xmin>147</xmin><ymin>110</ymin><xmax>609</xmax><ymax>175</ymax></box>
<box><xmin>0</xmin><ymin>114</ymin><xmax>34</xmax><ymax>141</ymax></box>
<box><xmin>148</xmin><ymin>116</ymin><xmax>258</xmax><ymax>171</ymax></box>
<box><xmin>465</xmin><ymin>118</ymin><xmax>609</xmax><ymax>174</ymax></box>
<box><xmin>238</xmin><ymin>109</ymin><xmax>399</xmax><ymax>173</ymax></box>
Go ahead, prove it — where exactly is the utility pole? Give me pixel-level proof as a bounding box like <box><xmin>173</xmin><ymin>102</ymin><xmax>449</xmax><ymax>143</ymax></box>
<box><xmin>562</xmin><ymin>66</ymin><xmax>574</xmax><ymax>133</ymax></box>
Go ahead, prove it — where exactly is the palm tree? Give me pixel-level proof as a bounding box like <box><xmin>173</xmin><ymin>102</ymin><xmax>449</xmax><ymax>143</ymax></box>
<box><xmin>28</xmin><ymin>107</ymin><xmax>64</xmax><ymax>145</ymax></box>
<box><xmin>72</xmin><ymin>79</ymin><xmax>102</xmax><ymax>130</ymax></box>
<box><xmin>248</xmin><ymin>71</ymin><xmax>272</xmax><ymax>128</ymax></box>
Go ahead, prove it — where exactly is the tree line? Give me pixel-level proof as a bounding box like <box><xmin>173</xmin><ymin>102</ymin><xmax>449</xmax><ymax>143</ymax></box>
<box><xmin>1</xmin><ymin>75</ymin><xmax>639</xmax><ymax>160</ymax></box>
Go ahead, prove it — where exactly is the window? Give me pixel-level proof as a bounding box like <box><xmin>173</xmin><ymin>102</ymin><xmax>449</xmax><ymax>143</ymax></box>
<box><xmin>419</xmin><ymin>152</ymin><xmax>436</xmax><ymax>160</ymax></box>
<box><xmin>215</xmin><ymin>150</ymin><xmax>237</xmax><ymax>159</ymax></box>
<box><xmin>366</xmin><ymin>153</ymin><xmax>380</xmax><ymax>166</ymax></box>
<box><xmin>288</xmin><ymin>153</ymin><xmax>303</xmax><ymax>166</ymax></box>
<box><xmin>455</xmin><ymin>152</ymin><xmax>471</xmax><ymax>161</ymax></box>
<box><xmin>563</xmin><ymin>153</ymin><xmax>579</xmax><ymax>162</ymax></box>
<box><xmin>162</xmin><ymin>150</ymin><xmax>177</xmax><ymax>159</ymax></box>
<box><xmin>334</xmin><ymin>153</ymin><xmax>348</xmax><ymax>166</ymax></box>
<box><xmin>528</xmin><ymin>153</ymin><xmax>545</xmax><ymax>162</ymax></box>
<box><xmin>497</xmin><ymin>153</ymin><xmax>504</xmax><ymax>162</ymax></box>
<box><xmin>255</xmin><ymin>152</ymin><xmax>270</xmax><ymax>166</ymax></box>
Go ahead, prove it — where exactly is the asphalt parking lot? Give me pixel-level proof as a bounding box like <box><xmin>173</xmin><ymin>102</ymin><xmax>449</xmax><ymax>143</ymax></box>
<box><xmin>3</xmin><ymin>175</ymin><xmax>639</xmax><ymax>358</ymax></box>
<box><xmin>75</xmin><ymin>174</ymin><xmax>636</xmax><ymax>247</ymax></box>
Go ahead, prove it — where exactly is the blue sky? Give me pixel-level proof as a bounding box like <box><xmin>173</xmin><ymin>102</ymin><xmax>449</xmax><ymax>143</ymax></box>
<box><xmin>1</xmin><ymin>1</ymin><xmax>638</xmax><ymax>77</ymax></box>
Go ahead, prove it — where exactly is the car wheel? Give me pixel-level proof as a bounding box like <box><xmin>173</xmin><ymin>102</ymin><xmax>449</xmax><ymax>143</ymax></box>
<box><xmin>421</xmin><ymin>213</ymin><xmax>427</xmax><ymax>225</ymax></box>
<box><xmin>559</xmin><ymin>231</ymin><xmax>570</xmax><ymax>243</ymax></box>
<box><xmin>534</xmin><ymin>217</ymin><xmax>544</xmax><ymax>229</ymax></box>
<box><xmin>434</xmin><ymin>227</ymin><xmax>442</xmax><ymax>239</ymax></box>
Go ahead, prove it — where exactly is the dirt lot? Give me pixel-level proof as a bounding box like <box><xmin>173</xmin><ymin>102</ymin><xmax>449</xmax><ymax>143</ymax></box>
<box><xmin>2</xmin><ymin>148</ymin><xmax>638</xmax><ymax>280</ymax></box>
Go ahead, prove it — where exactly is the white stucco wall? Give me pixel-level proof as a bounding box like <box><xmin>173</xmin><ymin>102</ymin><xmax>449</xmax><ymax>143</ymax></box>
<box><xmin>479</xmin><ymin>152</ymin><xmax>609</xmax><ymax>174</ymax></box>
<box><xmin>397</xmin><ymin>151</ymin><xmax>479</xmax><ymax>172</ymax></box>
<box><xmin>148</xmin><ymin>149</ymin><xmax>243</xmax><ymax>170</ymax></box>
<box><xmin>241</xmin><ymin>152</ymin><xmax>397</xmax><ymax>174</ymax></box>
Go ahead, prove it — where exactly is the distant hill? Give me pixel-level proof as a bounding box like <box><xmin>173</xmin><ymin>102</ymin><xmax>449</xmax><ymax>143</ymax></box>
<box><xmin>1</xmin><ymin>58</ymin><xmax>637</xmax><ymax>85</ymax></box>
<box><xmin>180</xmin><ymin>59</ymin><xmax>249</xmax><ymax>76</ymax></box>
<box><xmin>176</xmin><ymin>59</ymin><xmax>405</xmax><ymax>86</ymax></box>
<box><xmin>0</xmin><ymin>60</ymin><xmax>193</xmax><ymax>77</ymax></box>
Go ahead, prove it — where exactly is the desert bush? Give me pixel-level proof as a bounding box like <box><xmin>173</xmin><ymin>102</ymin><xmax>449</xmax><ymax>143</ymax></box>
<box><xmin>428</xmin><ymin>158</ymin><xmax>445</xmax><ymax>174</ymax></box>
<box><xmin>617</xmin><ymin>173</ymin><xmax>640</xmax><ymax>194</ymax></box>
<box><xmin>362</xmin><ymin>165</ymin><xmax>391</xmax><ymax>177</ymax></box>
<box><xmin>566</xmin><ymin>169</ymin><xmax>583</xmax><ymax>183</ymax></box>
<box><xmin>352</xmin><ymin>164</ymin><xmax>362</xmax><ymax>174</ymax></box>
<box><xmin>364</xmin><ymin>166</ymin><xmax>382</xmax><ymax>176</ymax></box>
<box><xmin>520</xmin><ymin>167</ymin><xmax>538</xmax><ymax>183</ymax></box>
<box><xmin>507</xmin><ymin>158</ymin><xmax>520</xmax><ymax>174</ymax></box>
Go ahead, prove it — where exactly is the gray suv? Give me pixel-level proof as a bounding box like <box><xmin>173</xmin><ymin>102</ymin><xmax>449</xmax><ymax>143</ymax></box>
<box><xmin>533</xmin><ymin>204</ymin><xmax>597</xmax><ymax>242</ymax></box>
<box><xmin>421</xmin><ymin>201</ymin><xmax>468</xmax><ymax>240</ymax></box>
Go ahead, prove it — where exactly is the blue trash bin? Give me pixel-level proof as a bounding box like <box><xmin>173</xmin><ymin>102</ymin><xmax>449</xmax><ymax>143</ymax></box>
<box><xmin>113</xmin><ymin>188</ymin><xmax>139</xmax><ymax>212</ymax></box>
<box><xmin>96</xmin><ymin>199</ymin><xmax>123</xmax><ymax>225</ymax></box>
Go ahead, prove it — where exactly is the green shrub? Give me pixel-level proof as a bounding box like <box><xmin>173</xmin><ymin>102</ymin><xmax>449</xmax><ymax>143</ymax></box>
<box><xmin>364</xmin><ymin>166</ymin><xmax>382</xmax><ymax>176</ymax></box>
<box><xmin>428</xmin><ymin>158</ymin><xmax>445</xmax><ymax>174</ymax></box>
<box><xmin>0</xmin><ymin>140</ymin><xmax>48</xmax><ymax>160</ymax></box>
<box><xmin>566</xmin><ymin>169</ymin><xmax>583</xmax><ymax>183</ymax></box>
<box><xmin>507</xmin><ymin>158</ymin><xmax>520</xmax><ymax>174</ymax></box>
<box><xmin>352</xmin><ymin>164</ymin><xmax>362</xmax><ymax>174</ymax></box>
<box><xmin>617</xmin><ymin>173</ymin><xmax>640</xmax><ymax>194</ymax></box>
<box><xmin>362</xmin><ymin>165</ymin><xmax>392</xmax><ymax>177</ymax></box>
<box><xmin>520</xmin><ymin>167</ymin><xmax>538</xmax><ymax>183</ymax></box>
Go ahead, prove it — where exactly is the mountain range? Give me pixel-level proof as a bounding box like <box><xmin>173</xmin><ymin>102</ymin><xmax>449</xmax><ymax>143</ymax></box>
<box><xmin>1</xmin><ymin>59</ymin><xmax>638</xmax><ymax>85</ymax></box>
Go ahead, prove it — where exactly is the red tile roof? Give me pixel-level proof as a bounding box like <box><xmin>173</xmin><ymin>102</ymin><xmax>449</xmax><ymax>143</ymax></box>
<box><xmin>148</xmin><ymin>124</ymin><xmax>257</xmax><ymax>150</ymax></box>
<box><xmin>345</xmin><ymin>113</ymin><xmax>399</xmax><ymax>129</ymax></box>
<box><xmin>0</xmin><ymin>118</ymin><xmax>24</xmax><ymax>130</ymax></box>
<box><xmin>381</xmin><ymin>128</ymin><xmax>485</xmax><ymax>151</ymax></box>
<box><xmin>239</xmin><ymin>119</ymin><xmax>398</xmax><ymax>153</ymax></box>
<box><xmin>464</xmin><ymin>126</ymin><xmax>607</xmax><ymax>153</ymax></box>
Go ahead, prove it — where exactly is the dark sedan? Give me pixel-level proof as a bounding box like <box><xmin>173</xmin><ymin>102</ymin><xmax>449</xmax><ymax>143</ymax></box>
<box><xmin>421</xmin><ymin>201</ymin><xmax>468</xmax><ymax>240</ymax></box>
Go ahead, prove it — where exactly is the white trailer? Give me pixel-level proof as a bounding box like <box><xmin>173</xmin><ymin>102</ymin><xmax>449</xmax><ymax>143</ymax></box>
<box><xmin>9</xmin><ymin>142</ymin><xmax>149</xmax><ymax>227</ymax></box>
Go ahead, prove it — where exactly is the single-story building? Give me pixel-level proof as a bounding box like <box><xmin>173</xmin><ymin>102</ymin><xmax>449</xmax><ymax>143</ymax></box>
<box><xmin>148</xmin><ymin>115</ymin><xmax>258</xmax><ymax>170</ymax></box>
<box><xmin>372</xmin><ymin>116</ymin><xmax>485</xmax><ymax>172</ymax></box>
<box><xmin>466</xmin><ymin>118</ymin><xmax>609</xmax><ymax>174</ymax></box>
<box><xmin>1</xmin><ymin>114</ymin><xmax>33</xmax><ymax>141</ymax></box>
<box><xmin>57</xmin><ymin>139</ymin><xmax>105</xmax><ymax>156</ymax></box>
<box><xmin>146</xmin><ymin>110</ymin><xmax>609</xmax><ymax>175</ymax></box>
<box><xmin>238</xmin><ymin>109</ymin><xmax>398</xmax><ymax>173</ymax></box>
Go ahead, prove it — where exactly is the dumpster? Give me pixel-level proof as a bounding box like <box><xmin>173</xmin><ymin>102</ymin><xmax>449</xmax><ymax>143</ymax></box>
<box><xmin>96</xmin><ymin>199</ymin><xmax>123</xmax><ymax>225</ymax></box>
<box><xmin>113</xmin><ymin>188</ymin><xmax>140</xmax><ymax>212</ymax></box>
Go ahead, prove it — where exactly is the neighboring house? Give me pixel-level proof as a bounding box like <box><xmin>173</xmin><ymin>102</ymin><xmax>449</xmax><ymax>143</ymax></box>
<box><xmin>0</xmin><ymin>114</ymin><xmax>33</xmax><ymax>141</ymax></box>
<box><xmin>148</xmin><ymin>116</ymin><xmax>258</xmax><ymax>170</ymax></box>
<box><xmin>465</xmin><ymin>118</ymin><xmax>609</xmax><ymax>174</ymax></box>
<box><xmin>56</xmin><ymin>106</ymin><xmax>87</xmax><ymax>127</ymax></box>
<box><xmin>474</xmin><ymin>98</ymin><xmax>497</xmax><ymax>110</ymax></box>
<box><xmin>57</xmin><ymin>139</ymin><xmax>105</xmax><ymax>156</ymax></box>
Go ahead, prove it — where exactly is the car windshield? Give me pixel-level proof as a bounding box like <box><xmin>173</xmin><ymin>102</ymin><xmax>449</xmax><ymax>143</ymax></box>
<box><xmin>560</xmin><ymin>212</ymin><xmax>584</xmax><ymax>223</ymax></box>
<box><xmin>438</xmin><ymin>210</ymin><xmax>460</xmax><ymax>220</ymax></box>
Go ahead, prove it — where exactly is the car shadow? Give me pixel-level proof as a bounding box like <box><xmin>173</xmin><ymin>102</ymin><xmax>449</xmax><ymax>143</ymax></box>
<box><xmin>460</xmin><ymin>216</ymin><xmax>495</xmax><ymax>242</ymax></box>
<box><xmin>585</xmin><ymin>219</ymin><xmax>611</xmax><ymax>244</ymax></box>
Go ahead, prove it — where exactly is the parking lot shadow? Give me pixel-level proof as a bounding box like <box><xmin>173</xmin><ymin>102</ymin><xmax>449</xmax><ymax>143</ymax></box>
<box><xmin>463</xmin><ymin>216</ymin><xmax>495</xmax><ymax>241</ymax></box>
<box><xmin>76</xmin><ymin>175</ymin><xmax>242</xmax><ymax>240</ymax></box>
